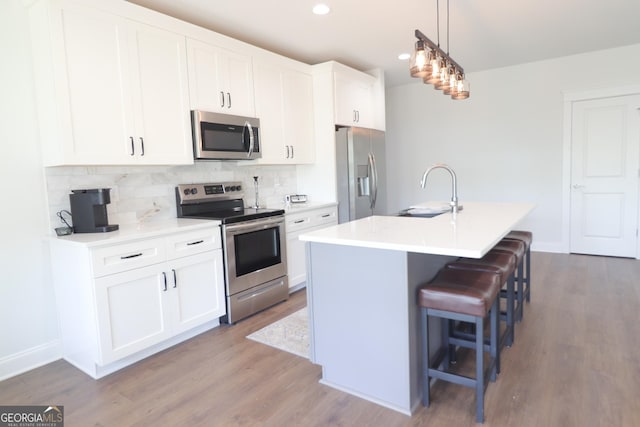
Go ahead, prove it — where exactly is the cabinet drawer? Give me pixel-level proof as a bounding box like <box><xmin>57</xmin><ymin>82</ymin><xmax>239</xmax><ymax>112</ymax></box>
<box><xmin>286</xmin><ymin>213</ymin><xmax>313</xmax><ymax>233</ymax></box>
<box><xmin>286</xmin><ymin>207</ymin><xmax>338</xmax><ymax>233</ymax></box>
<box><xmin>165</xmin><ymin>228</ymin><xmax>221</xmax><ymax>260</ymax></box>
<box><xmin>91</xmin><ymin>238</ymin><xmax>166</xmax><ymax>277</ymax></box>
<box><xmin>313</xmin><ymin>207</ymin><xmax>338</xmax><ymax>228</ymax></box>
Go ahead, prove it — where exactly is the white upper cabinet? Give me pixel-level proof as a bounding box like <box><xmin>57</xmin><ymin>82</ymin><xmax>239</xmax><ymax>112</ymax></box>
<box><xmin>333</xmin><ymin>64</ymin><xmax>377</xmax><ymax>129</ymax></box>
<box><xmin>187</xmin><ymin>38</ymin><xmax>255</xmax><ymax>117</ymax></box>
<box><xmin>28</xmin><ymin>0</ymin><xmax>193</xmax><ymax>166</ymax></box>
<box><xmin>253</xmin><ymin>58</ymin><xmax>315</xmax><ymax>164</ymax></box>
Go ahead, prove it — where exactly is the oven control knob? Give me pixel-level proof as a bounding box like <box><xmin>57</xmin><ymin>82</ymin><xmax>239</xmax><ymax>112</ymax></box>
<box><xmin>183</xmin><ymin>189</ymin><xmax>190</xmax><ymax>195</ymax></box>
<box><xmin>236</xmin><ymin>185</ymin><xmax>242</xmax><ymax>191</ymax></box>
<box><xmin>190</xmin><ymin>188</ymin><xmax>198</xmax><ymax>195</ymax></box>
<box><xmin>225</xmin><ymin>186</ymin><xmax>231</xmax><ymax>192</ymax></box>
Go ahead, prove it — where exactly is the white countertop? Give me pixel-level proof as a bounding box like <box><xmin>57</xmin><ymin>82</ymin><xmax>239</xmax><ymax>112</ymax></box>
<box><xmin>299</xmin><ymin>202</ymin><xmax>535</xmax><ymax>258</ymax></box>
<box><xmin>50</xmin><ymin>218</ymin><xmax>219</xmax><ymax>247</ymax></box>
<box><xmin>280</xmin><ymin>201</ymin><xmax>338</xmax><ymax>214</ymax></box>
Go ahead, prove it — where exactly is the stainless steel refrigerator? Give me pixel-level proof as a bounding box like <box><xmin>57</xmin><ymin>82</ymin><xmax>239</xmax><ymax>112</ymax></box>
<box><xmin>335</xmin><ymin>127</ymin><xmax>387</xmax><ymax>223</ymax></box>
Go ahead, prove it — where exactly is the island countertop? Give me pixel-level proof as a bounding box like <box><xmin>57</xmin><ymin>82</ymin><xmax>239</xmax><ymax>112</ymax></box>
<box><xmin>299</xmin><ymin>202</ymin><xmax>535</xmax><ymax>258</ymax></box>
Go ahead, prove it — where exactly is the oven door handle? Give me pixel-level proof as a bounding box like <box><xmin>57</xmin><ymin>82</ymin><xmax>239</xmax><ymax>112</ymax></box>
<box><xmin>224</xmin><ymin>216</ymin><xmax>284</xmax><ymax>234</ymax></box>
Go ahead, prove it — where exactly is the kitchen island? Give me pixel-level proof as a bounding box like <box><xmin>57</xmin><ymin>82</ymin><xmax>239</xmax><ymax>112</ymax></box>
<box><xmin>299</xmin><ymin>202</ymin><xmax>534</xmax><ymax>415</ymax></box>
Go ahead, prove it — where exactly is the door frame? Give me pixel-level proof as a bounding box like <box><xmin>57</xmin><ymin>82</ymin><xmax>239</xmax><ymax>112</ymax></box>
<box><xmin>562</xmin><ymin>84</ymin><xmax>640</xmax><ymax>258</ymax></box>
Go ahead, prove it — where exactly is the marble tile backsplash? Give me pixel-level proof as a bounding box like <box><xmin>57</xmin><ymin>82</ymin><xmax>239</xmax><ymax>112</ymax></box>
<box><xmin>45</xmin><ymin>162</ymin><xmax>297</xmax><ymax>231</ymax></box>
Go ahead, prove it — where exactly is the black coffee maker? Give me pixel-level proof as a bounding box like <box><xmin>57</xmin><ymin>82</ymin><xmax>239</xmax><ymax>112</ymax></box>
<box><xmin>69</xmin><ymin>188</ymin><xmax>119</xmax><ymax>233</ymax></box>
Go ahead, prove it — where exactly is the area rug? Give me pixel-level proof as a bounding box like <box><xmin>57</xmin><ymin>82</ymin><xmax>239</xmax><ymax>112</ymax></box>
<box><xmin>246</xmin><ymin>307</ymin><xmax>309</xmax><ymax>359</ymax></box>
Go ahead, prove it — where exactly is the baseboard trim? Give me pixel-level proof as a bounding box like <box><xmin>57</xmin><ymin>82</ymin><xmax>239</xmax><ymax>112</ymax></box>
<box><xmin>531</xmin><ymin>241</ymin><xmax>564</xmax><ymax>253</ymax></box>
<box><xmin>0</xmin><ymin>340</ymin><xmax>62</xmax><ymax>382</ymax></box>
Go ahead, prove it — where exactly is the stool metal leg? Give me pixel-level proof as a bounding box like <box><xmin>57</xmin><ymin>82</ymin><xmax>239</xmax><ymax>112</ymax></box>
<box><xmin>516</xmin><ymin>260</ymin><xmax>524</xmax><ymax>322</ymax></box>
<box><xmin>475</xmin><ymin>315</ymin><xmax>484</xmax><ymax>423</ymax></box>
<box><xmin>491</xmin><ymin>297</ymin><xmax>499</xmax><ymax>378</ymax></box>
<box><xmin>506</xmin><ymin>274</ymin><xmax>515</xmax><ymax>347</ymax></box>
<box><xmin>525</xmin><ymin>248</ymin><xmax>531</xmax><ymax>303</ymax></box>
<box><xmin>421</xmin><ymin>307</ymin><xmax>430</xmax><ymax>407</ymax></box>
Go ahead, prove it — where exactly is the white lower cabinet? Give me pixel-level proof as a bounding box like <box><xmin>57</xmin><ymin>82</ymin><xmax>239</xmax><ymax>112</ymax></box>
<box><xmin>94</xmin><ymin>251</ymin><xmax>223</xmax><ymax>365</ymax></box>
<box><xmin>50</xmin><ymin>223</ymin><xmax>225</xmax><ymax>378</ymax></box>
<box><xmin>285</xmin><ymin>205</ymin><xmax>338</xmax><ymax>289</ymax></box>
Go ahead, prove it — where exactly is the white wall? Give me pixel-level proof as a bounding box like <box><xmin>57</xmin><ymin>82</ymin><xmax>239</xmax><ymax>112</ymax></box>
<box><xmin>385</xmin><ymin>44</ymin><xmax>640</xmax><ymax>252</ymax></box>
<box><xmin>0</xmin><ymin>0</ymin><xmax>61</xmax><ymax>380</ymax></box>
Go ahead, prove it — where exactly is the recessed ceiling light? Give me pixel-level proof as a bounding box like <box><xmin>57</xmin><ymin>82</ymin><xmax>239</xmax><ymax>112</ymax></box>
<box><xmin>313</xmin><ymin>4</ymin><xmax>331</xmax><ymax>15</ymax></box>
<box><xmin>398</xmin><ymin>53</ymin><xmax>411</xmax><ymax>60</ymax></box>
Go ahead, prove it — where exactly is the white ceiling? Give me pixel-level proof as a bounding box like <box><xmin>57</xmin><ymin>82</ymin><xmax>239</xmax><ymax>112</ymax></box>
<box><xmin>127</xmin><ymin>0</ymin><xmax>640</xmax><ymax>87</ymax></box>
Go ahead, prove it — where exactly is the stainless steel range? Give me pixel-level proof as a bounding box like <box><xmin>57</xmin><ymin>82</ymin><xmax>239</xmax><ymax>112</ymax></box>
<box><xmin>176</xmin><ymin>182</ymin><xmax>288</xmax><ymax>323</ymax></box>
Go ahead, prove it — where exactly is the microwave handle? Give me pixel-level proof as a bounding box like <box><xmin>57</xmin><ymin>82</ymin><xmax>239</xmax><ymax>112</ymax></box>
<box><xmin>245</xmin><ymin>121</ymin><xmax>254</xmax><ymax>158</ymax></box>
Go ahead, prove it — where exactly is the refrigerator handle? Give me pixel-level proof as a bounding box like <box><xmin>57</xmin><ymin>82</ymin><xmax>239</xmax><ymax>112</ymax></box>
<box><xmin>368</xmin><ymin>152</ymin><xmax>378</xmax><ymax>210</ymax></box>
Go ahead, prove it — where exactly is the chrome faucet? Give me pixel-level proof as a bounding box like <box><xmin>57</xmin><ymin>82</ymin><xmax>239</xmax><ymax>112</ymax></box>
<box><xmin>420</xmin><ymin>163</ymin><xmax>460</xmax><ymax>213</ymax></box>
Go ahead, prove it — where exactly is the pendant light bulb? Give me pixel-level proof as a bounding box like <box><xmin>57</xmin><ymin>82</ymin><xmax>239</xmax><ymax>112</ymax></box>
<box><xmin>409</xmin><ymin>40</ymin><xmax>430</xmax><ymax>78</ymax></box>
<box><xmin>443</xmin><ymin>67</ymin><xmax>455</xmax><ymax>95</ymax></box>
<box><xmin>436</xmin><ymin>62</ymin><xmax>451</xmax><ymax>91</ymax></box>
<box><xmin>451</xmin><ymin>74</ymin><xmax>470</xmax><ymax>100</ymax></box>
<box><xmin>423</xmin><ymin>52</ymin><xmax>441</xmax><ymax>84</ymax></box>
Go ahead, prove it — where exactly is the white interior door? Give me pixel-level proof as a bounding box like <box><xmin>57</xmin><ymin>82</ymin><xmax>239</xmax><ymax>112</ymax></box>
<box><xmin>570</xmin><ymin>95</ymin><xmax>640</xmax><ymax>257</ymax></box>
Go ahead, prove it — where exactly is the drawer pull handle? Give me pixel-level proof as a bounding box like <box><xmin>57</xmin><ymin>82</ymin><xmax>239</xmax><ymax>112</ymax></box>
<box><xmin>321</xmin><ymin>214</ymin><xmax>331</xmax><ymax>218</ymax></box>
<box><xmin>162</xmin><ymin>272</ymin><xmax>168</xmax><ymax>291</ymax></box>
<box><xmin>294</xmin><ymin>219</ymin><xmax>305</xmax><ymax>224</ymax></box>
<box><xmin>172</xmin><ymin>269</ymin><xmax>177</xmax><ymax>288</ymax></box>
<box><xmin>186</xmin><ymin>240</ymin><xmax>204</xmax><ymax>246</ymax></box>
<box><xmin>121</xmin><ymin>252</ymin><xmax>143</xmax><ymax>260</ymax></box>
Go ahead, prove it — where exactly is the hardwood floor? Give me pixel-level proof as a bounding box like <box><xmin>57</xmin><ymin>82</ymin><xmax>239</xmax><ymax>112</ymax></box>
<box><xmin>2</xmin><ymin>252</ymin><xmax>640</xmax><ymax>426</ymax></box>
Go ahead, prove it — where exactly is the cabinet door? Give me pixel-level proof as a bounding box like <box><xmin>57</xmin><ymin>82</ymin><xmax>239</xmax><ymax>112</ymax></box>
<box><xmin>254</xmin><ymin>61</ymin><xmax>315</xmax><ymax>164</ymax></box>
<box><xmin>52</xmin><ymin>3</ymin><xmax>134</xmax><ymax>164</ymax></box>
<box><xmin>286</xmin><ymin>207</ymin><xmax>338</xmax><ymax>288</ymax></box>
<box><xmin>187</xmin><ymin>39</ymin><xmax>255</xmax><ymax>116</ymax></box>
<box><xmin>334</xmin><ymin>70</ymin><xmax>374</xmax><ymax>128</ymax></box>
<box><xmin>253</xmin><ymin>61</ymin><xmax>286</xmax><ymax>163</ymax></box>
<box><xmin>94</xmin><ymin>264</ymin><xmax>170</xmax><ymax>365</ymax></box>
<box><xmin>128</xmin><ymin>22</ymin><xmax>193</xmax><ymax>164</ymax></box>
<box><xmin>225</xmin><ymin>49</ymin><xmax>256</xmax><ymax>117</ymax></box>
<box><xmin>168</xmin><ymin>250</ymin><xmax>226</xmax><ymax>334</ymax></box>
<box><xmin>282</xmin><ymin>70</ymin><xmax>315</xmax><ymax>163</ymax></box>
<box><xmin>286</xmin><ymin>230</ymin><xmax>308</xmax><ymax>288</ymax></box>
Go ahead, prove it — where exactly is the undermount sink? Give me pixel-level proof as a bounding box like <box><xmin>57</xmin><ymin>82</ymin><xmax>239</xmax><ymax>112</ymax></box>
<box><xmin>396</xmin><ymin>209</ymin><xmax>447</xmax><ymax>218</ymax></box>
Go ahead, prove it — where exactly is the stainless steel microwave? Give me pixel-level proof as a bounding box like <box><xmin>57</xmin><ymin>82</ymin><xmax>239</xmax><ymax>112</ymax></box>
<box><xmin>192</xmin><ymin>110</ymin><xmax>261</xmax><ymax>160</ymax></box>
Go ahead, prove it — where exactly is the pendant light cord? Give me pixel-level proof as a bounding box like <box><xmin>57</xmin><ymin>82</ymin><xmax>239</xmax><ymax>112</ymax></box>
<box><xmin>436</xmin><ymin>0</ymin><xmax>440</xmax><ymax>47</ymax></box>
<box><xmin>447</xmin><ymin>0</ymin><xmax>450</xmax><ymax>55</ymax></box>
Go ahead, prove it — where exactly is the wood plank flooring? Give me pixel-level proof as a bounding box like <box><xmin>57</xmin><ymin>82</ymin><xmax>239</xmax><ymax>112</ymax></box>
<box><xmin>2</xmin><ymin>252</ymin><xmax>640</xmax><ymax>426</ymax></box>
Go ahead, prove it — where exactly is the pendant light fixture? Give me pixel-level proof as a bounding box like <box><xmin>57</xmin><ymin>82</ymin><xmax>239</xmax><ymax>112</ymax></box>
<box><xmin>409</xmin><ymin>0</ymin><xmax>469</xmax><ymax>100</ymax></box>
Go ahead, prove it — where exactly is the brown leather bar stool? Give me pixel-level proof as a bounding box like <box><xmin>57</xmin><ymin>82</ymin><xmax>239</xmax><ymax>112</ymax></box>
<box><xmin>503</xmin><ymin>230</ymin><xmax>532</xmax><ymax>304</ymax></box>
<box><xmin>419</xmin><ymin>268</ymin><xmax>501</xmax><ymax>423</ymax></box>
<box><xmin>492</xmin><ymin>239</ymin><xmax>526</xmax><ymax>322</ymax></box>
<box><xmin>445</xmin><ymin>250</ymin><xmax>517</xmax><ymax>349</ymax></box>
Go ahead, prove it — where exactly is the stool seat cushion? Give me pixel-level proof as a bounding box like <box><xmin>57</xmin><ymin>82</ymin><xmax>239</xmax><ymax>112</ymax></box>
<box><xmin>446</xmin><ymin>251</ymin><xmax>516</xmax><ymax>278</ymax></box>
<box><xmin>419</xmin><ymin>269</ymin><xmax>501</xmax><ymax>317</ymax></box>
<box><xmin>492</xmin><ymin>239</ymin><xmax>526</xmax><ymax>261</ymax></box>
<box><xmin>505</xmin><ymin>230</ymin><xmax>532</xmax><ymax>249</ymax></box>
